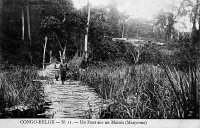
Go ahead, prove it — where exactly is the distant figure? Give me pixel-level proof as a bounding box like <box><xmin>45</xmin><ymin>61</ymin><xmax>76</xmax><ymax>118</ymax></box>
<box><xmin>59</xmin><ymin>59</ymin><xmax>69</xmax><ymax>84</ymax></box>
<box><xmin>54</xmin><ymin>61</ymin><xmax>60</xmax><ymax>81</ymax></box>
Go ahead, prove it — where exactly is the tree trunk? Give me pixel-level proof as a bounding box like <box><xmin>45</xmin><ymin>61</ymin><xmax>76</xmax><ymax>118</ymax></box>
<box><xmin>190</xmin><ymin>0</ymin><xmax>199</xmax><ymax>119</ymax></box>
<box><xmin>62</xmin><ymin>46</ymin><xmax>66</xmax><ymax>59</ymax></box>
<box><xmin>26</xmin><ymin>4</ymin><xmax>31</xmax><ymax>45</ymax></box>
<box><xmin>59</xmin><ymin>51</ymin><xmax>62</xmax><ymax>62</ymax></box>
<box><xmin>49</xmin><ymin>51</ymin><xmax>52</xmax><ymax>63</ymax></box>
<box><xmin>198</xmin><ymin>1</ymin><xmax>200</xmax><ymax>42</ymax></box>
<box><xmin>55</xmin><ymin>33</ymin><xmax>63</xmax><ymax>51</ymax></box>
<box><xmin>193</xmin><ymin>0</ymin><xmax>199</xmax><ymax>30</ymax></box>
<box><xmin>0</xmin><ymin>0</ymin><xmax>3</xmax><ymax>63</ymax></box>
<box><xmin>59</xmin><ymin>46</ymin><xmax>66</xmax><ymax>63</ymax></box>
<box><xmin>191</xmin><ymin>0</ymin><xmax>199</xmax><ymax>45</ymax></box>
<box><xmin>191</xmin><ymin>0</ymin><xmax>199</xmax><ymax>44</ymax></box>
<box><xmin>178</xmin><ymin>30</ymin><xmax>180</xmax><ymax>40</ymax></box>
<box><xmin>191</xmin><ymin>0</ymin><xmax>199</xmax><ymax>61</ymax></box>
<box><xmin>122</xmin><ymin>21</ymin><xmax>125</xmax><ymax>38</ymax></box>
<box><xmin>22</xmin><ymin>9</ymin><xmax>24</xmax><ymax>40</ymax></box>
<box><xmin>43</xmin><ymin>36</ymin><xmax>48</xmax><ymax>70</ymax></box>
<box><xmin>84</xmin><ymin>1</ymin><xmax>90</xmax><ymax>60</ymax></box>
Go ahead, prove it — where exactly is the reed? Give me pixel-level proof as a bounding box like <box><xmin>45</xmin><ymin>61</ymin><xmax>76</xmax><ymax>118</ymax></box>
<box><xmin>0</xmin><ymin>65</ymin><xmax>45</xmax><ymax>118</ymax></box>
<box><xmin>80</xmin><ymin>61</ymin><xmax>199</xmax><ymax>119</ymax></box>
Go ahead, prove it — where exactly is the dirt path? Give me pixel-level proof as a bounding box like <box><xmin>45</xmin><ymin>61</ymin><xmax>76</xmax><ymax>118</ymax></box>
<box><xmin>37</xmin><ymin>64</ymin><xmax>106</xmax><ymax>119</ymax></box>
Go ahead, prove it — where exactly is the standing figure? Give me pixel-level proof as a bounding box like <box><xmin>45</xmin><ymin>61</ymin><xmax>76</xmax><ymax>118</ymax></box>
<box><xmin>59</xmin><ymin>59</ymin><xmax>69</xmax><ymax>84</ymax></box>
<box><xmin>54</xmin><ymin>61</ymin><xmax>60</xmax><ymax>81</ymax></box>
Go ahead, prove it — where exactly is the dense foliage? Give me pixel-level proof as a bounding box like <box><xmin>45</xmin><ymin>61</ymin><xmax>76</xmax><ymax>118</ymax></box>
<box><xmin>0</xmin><ymin>0</ymin><xmax>127</xmax><ymax>65</ymax></box>
<box><xmin>2</xmin><ymin>0</ymin><xmax>184</xmax><ymax>66</ymax></box>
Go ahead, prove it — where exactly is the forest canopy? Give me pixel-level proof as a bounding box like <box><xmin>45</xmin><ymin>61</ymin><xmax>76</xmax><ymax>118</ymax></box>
<box><xmin>0</xmin><ymin>0</ymin><xmax>200</xmax><ymax>66</ymax></box>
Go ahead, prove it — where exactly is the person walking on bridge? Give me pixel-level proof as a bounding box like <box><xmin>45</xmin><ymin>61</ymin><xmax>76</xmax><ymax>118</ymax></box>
<box><xmin>59</xmin><ymin>59</ymin><xmax>69</xmax><ymax>85</ymax></box>
<box><xmin>54</xmin><ymin>61</ymin><xmax>60</xmax><ymax>81</ymax></box>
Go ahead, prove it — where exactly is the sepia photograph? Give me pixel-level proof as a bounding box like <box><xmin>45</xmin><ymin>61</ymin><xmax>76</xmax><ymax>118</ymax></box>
<box><xmin>0</xmin><ymin>0</ymin><xmax>200</xmax><ymax>126</ymax></box>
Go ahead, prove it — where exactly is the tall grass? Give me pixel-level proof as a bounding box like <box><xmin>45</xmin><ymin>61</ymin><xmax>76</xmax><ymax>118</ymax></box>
<box><xmin>67</xmin><ymin>52</ymin><xmax>84</xmax><ymax>80</ymax></box>
<box><xmin>80</xmin><ymin>61</ymin><xmax>199</xmax><ymax>119</ymax></box>
<box><xmin>0</xmin><ymin>65</ymin><xmax>45</xmax><ymax>118</ymax></box>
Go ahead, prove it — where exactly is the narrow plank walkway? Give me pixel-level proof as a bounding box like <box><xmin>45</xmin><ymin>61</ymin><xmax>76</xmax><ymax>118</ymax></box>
<box><xmin>37</xmin><ymin>64</ymin><xmax>107</xmax><ymax>119</ymax></box>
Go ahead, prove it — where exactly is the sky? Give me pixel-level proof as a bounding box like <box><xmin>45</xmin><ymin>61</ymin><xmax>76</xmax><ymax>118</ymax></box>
<box><xmin>72</xmin><ymin>0</ymin><xmax>192</xmax><ymax>32</ymax></box>
<box><xmin>72</xmin><ymin>0</ymin><xmax>181</xmax><ymax>20</ymax></box>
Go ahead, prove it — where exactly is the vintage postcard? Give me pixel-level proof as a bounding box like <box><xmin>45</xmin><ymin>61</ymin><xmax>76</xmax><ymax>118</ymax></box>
<box><xmin>0</xmin><ymin>0</ymin><xmax>200</xmax><ymax>128</ymax></box>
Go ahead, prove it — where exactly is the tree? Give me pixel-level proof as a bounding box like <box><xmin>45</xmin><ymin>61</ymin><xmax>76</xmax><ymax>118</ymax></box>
<box><xmin>168</xmin><ymin>0</ymin><xmax>200</xmax><ymax>118</ymax></box>
<box><xmin>106</xmin><ymin>2</ymin><xmax>121</xmax><ymax>38</ymax></box>
<box><xmin>126</xmin><ymin>18</ymin><xmax>154</xmax><ymax>39</ymax></box>
<box><xmin>187</xmin><ymin>0</ymin><xmax>200</xmax><ymax>119</ymax></box>
<box><xmin>154</xmin><ymin>10</ymin><xmax>177</xmax><ymax>41</ymax></box>
<box><xmin>154</xmin><ymin>0</ymin><xmax>190</xmax><ymax>41</ymax></box>
<box><xmin>1</xmin><ymin>0</ymin><xmax>77</xmax><ymax>64</ymax></box>
<box><xmin>0</xmin><ymin>0</ymin><xmax>3</xmax><ymax>63</ymax></box>
<box><xmin>40</xmin><ymin>0</ymin><xmax>87</xmax><ymax>61</ymax></box>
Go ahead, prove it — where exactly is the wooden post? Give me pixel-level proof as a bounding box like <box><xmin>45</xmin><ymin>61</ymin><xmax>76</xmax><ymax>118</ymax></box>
<box><xmin>43</xmin><ymin>36</ymin><xmax>48</xmax><ymax>70</ymax></box>
<box><xmin>84</xmin><ymin>0</ymin><xmax>91</xmax><ymax>60</ymax></box>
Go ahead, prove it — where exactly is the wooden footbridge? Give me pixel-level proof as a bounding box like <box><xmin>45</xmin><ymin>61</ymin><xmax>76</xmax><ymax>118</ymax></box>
<box><xmin>37</xmin><ymin>64</ymin><xmax>108</xmax><ymax>119</ymax></box>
